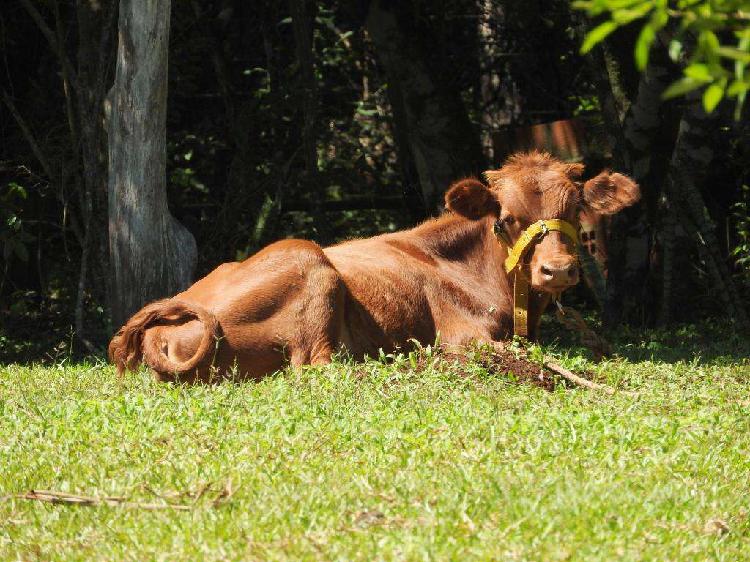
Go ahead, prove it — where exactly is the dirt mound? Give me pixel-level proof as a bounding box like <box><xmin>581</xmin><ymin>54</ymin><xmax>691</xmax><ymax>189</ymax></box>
<box><xmin>445</xmin><ymin>347</ymin><xmax>556</xmax><ymax>391</ymax></box>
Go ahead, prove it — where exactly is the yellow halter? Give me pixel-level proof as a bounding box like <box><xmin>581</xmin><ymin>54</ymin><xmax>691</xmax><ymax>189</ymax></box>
<box><xmin>495</xmin><ymin>219</ymin><xmax>579</xmax><ymax>338</ymax></box>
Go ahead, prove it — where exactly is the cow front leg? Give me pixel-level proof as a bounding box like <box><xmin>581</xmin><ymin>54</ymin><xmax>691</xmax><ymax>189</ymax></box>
<box><xmin>288</xmin><ymin>259</ymin><xmax>343</xmax><ymax>369</ymax></box>
<box><xmin>290</xmin><ymin>342</ymin><xmax>335</xmax><ymax>367</ymax></box>
<box><xmin>438</xmin><ymin>323</ymin><xmax>500</xmax><ymax>357</ymax></box>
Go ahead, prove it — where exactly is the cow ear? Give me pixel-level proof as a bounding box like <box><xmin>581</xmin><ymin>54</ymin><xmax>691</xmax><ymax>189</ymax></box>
<box><xmin>581</xmin><ymin>171</ymin><xmax>640</xmax><ymax>215</ymax></box>
<box><xmin>445</xmin><ymin>178</ymin><xmax>499</xmax><ymax>220</ymax></box>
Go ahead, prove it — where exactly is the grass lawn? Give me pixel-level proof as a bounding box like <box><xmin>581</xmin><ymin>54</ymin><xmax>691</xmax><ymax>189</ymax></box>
<box><xmin>1</xmin><ymin>323</ymin><xmax>749</xmax><ymax>561</ymax></box>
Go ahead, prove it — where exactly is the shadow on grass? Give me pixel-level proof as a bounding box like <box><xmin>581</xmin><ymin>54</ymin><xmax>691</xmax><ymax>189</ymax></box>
<box><xmin>3</xmin><ymin>296</ymin><xmax>748</xmax><ymax>371</ymax></box>
<box><xmin>540</xmin><ymin>316</ymin><xmax>750</xmax><ymax>367</ymax></box>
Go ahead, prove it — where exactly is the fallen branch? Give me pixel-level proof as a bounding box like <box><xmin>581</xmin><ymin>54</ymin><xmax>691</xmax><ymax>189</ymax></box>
<box><xmin>13</xmin><ymin>489</ymin><xmax>191</xmax><ymax>511</ymax></box>
<box><xmin>543</xmin><ymin>360</ymin><xmax>636</xmax><ymax>396</ymax></box>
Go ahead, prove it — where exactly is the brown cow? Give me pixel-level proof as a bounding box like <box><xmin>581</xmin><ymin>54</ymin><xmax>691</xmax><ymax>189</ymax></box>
<box><xmin>109</xmin><ymin>152</ymin><xmax>639</xmax><ymax>382</ymax></box>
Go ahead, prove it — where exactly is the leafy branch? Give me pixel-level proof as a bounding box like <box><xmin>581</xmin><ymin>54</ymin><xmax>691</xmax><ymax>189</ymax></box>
<box><xmin>575</xmin><ymin>0</ymin><xmax>750</xmax><ymax>117</ymax></box>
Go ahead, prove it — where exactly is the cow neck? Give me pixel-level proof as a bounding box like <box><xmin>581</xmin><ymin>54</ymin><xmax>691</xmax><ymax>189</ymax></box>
<box><xmin>416</xmin><ymin>214</ymin><xmax>548</xmax><ymax>338</ymax></box>
<box><xmin>418</xmin><ymin>215</ymin><xmax>504</xmax><ymax>276</ymax></box>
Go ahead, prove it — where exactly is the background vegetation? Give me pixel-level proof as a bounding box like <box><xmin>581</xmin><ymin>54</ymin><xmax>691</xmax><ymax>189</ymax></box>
<box><xmin>1</xmin><ymin>0</ymin><xmax>750</xmax><ymax>361</ymax></box>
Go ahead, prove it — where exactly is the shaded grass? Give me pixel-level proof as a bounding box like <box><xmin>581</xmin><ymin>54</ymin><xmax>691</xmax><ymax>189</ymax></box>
<box><xmin>1</xmin><ymin>328</ymin><xmax>750</xmax><ymax>561</ymax></box>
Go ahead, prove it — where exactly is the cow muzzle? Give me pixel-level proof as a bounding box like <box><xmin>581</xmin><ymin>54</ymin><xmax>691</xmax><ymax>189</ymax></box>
<box><xmin>535</xmin><ymin>255</ymin><xmax>579</xmax><ymax>291</ymax></box>
<box><xmin>503</xmin><ymin>219</ymin><xmax>580</xmax><ymax>293</ymax></box>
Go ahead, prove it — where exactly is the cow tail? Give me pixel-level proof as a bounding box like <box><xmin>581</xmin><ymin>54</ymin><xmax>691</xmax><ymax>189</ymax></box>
<box><xmin>108</xmin><ymin>299</ymin><xmax>220</xmax><ymax>377</ymax></box>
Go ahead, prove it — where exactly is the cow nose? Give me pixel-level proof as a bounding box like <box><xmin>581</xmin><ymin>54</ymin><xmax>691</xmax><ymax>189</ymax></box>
<box><xmin>540</xmin><ymin>262</ymin><xmax>578</xmax><ymax>285</ymax></box>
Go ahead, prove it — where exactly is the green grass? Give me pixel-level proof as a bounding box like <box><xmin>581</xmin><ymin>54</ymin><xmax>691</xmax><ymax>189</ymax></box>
<box><xmin>1</xmin><ymin>324</ymin><xmax>750</xmax><ymax>561</ymax></box>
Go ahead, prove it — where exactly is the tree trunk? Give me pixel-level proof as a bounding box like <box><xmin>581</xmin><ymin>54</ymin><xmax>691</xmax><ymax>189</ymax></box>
<box><xmin>383</xmin><ymin>73</ymin><xmax>428</xmax><ymax>222</ymax></box>
<box><xmin>662</xmin><ymin>98</ymin><xmax>749</xmax><ymax>327</ymax></box>
<box><xmin>365</xmin><ymin>0</ymin><xmax>484</xmax><ymax>214</ymax></box>
<box><xmin>502</xmin><ymin>0</ymin><xmax>567</xmax><ymax>123</ymax></box>
<box><xmin>477</xmin><ymin>0</ymin><xmax>509</xmax><ymax>162</ymax></box>
<box><xmin>19</xmin><ymin>0</ymin><xmax>118</xmax><ymax>346</ymax></box>
<box><xmin>74</xmin><ymin>0</ymin><xmax>118</xmax><ymax>344</ymax></box>
<box><xmin>289</xmin><ymin>0</ymin><xmax>331</xmax><ymax>244</ymax></box>
<box><xmin>658</xmin><ymin>199</ymin><xmax>676</xmax><ymax>325</ymax></box>
<box><xmin>593</xmin><ymin>33</ymin><xmax>679</xmax><ymax>327</ymax></box>
<box><xmin>108</xmin><ymin>0</ymin><xmax>197</xmax><ymax>328</ymax></box>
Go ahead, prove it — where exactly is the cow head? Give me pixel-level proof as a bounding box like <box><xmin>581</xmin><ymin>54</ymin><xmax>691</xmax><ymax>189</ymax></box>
<box><xmin>446</xmin><ymin>151</ymin><xmax>640</xmax><ymax>293</ymax></box>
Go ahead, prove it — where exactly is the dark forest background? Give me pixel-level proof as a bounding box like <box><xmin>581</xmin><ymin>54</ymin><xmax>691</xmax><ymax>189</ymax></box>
<box><xmin>1</xmin><ymin>0</ymin><xmax>749</xmax><ymax>363</ymax></box>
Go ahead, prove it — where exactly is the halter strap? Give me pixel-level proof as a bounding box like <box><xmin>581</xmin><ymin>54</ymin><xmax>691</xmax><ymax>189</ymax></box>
<box><xmin>496</xmin><ymin>218</ymin><xmax>579</xmax><ymax>338</ymax></box>
<box><xmin>503</xmin><ymin>219</ymin><xmax>579</xmax><ymax>273</ymax></box>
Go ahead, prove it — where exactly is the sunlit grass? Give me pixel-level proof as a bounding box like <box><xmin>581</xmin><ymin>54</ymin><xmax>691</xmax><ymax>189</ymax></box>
<box><xmin>1</xmin><ymin>326</ymin><xmax>749</xmax><ymax>560</ymax></box>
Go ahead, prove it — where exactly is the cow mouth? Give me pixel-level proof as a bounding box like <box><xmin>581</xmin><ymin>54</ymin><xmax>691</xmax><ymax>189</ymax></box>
<box><xmin>530</xmin><ymin>276</ymin><xmax>579</xmax><ymax>294</ymax></box>
<box><xmin>536</xmin><ymin>282</ymin><xmax>577</xmax><ymax>293</ymax></box>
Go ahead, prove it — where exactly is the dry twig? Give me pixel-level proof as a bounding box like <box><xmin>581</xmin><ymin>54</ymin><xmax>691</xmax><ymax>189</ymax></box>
<box><xmin>13</xmin><ymin>489</ymin><xmax>191</xmax><ymax>511</ymax></box>
<box><xmin>543</xmin><ymin>360</ymin><xmax>636</xmax><ymax>396</ymax></box>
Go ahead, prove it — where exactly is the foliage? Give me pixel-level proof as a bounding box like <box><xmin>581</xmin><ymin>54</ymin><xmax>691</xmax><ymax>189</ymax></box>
<box><xmin>576</xmin><ymin>0</ymin><xmax>750</xmax><ymax>116</ymax></box>
<box><xmin>1</xmin><ymin>327</ymin><xmax>749</xmax><ymax>560</ymax></box>
<box><xmin>0</xmin><ymin>182</ymin><xmax>33</xmax><ymax>274</ymax></box>
<box><xmin>732</xmin><ymin>184</ymin><xmax>750</xmax><ymax>277</ymax></box>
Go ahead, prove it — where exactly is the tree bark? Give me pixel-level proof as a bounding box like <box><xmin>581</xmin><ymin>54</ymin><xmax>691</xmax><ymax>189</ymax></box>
<box><xmin>19</xmin><ymin>0</ymin><xmax>117</xmax><ymax>346</ymax></box>
<box><xmin>289</xmin><ymin>0</ymin><xmax>331</xmax><ymax>244</ymax></box>
<box><xmin>658</xmin><ymin>198</ymin><xmax>676</xmax><ymax>325</ymax></box>
<box><xmin>365</xmin><ymin>0</ymin><xmax>484</xmax><ymax>214</ymax></box>
<box><xmin>591</xmin><ymin>30</ymin><xmax>747</xmax><ymax>328</ymax></box>
<box><xmin>662</xmin><ymin>98</ymin><xmax>749</xmax><ymax>327</ymax></box>
<box><xmin>383</xmin><ymin>71</ymin><xmax>428</xmax><ymax>222</ymax></box>
<box><xmin>477</xmin><ymin>0</ymin><xmax>508</xmax><ymax>162</ymax></box>
<box><xmin>592</xmin><ymin>33</ymin><xmax>679</xmax><ymax>327</ymax></box>
<box><xmin>108</xmin><ymin>0</ymin><xmax>197</xmax><ymax>328</ymax></box>
<box><xmin>502</xmin><ymin>0</ymin><xmax>567</xmax><ymax>123</ymax></box>
<box><xmin>74</xmin><ymin>0</ymin><xmax>118</xmax><ymax>346</ymax></box>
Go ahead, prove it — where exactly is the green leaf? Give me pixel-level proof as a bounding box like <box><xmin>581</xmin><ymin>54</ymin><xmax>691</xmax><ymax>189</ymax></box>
<box><xmin>651</xmin><ymin>8</ymin><xmax>668</xmax><ymax>30</ymax></box>
<box><xmin>716</xmin><ymin>47</ymin><xmax>750</xmax><ymax>63</ymax></box>
<box><xmin>609</xmin><ymin>0</ymin><xmax>651</xmax><ymax>8</ymax></box>
<box><xmin>702</xmin><ymin>83</ymin><xmax>725</xmax><ymax>112</ymax></box>
<box><xmin>634</xmin><ymin>24</ymin><xmax>656</xmax><ymax>69</ymax></box>
<box><xmin>612</xmin><ymin>3</ymin><xmax>653</xmax><ymax>25</ymax></box>
<box><xmin>684</xmin><ymin>63</ymin><xmax>713</xmax><ymax>82</ymax></box>
<box><xmin>7</xmin><ymin>182</ymin><xmax>27</xmax><ymax>199</ymax></box>
<box><xmin>727</xmin><ymin>79</ymin><xmax>749</xmax><ymax>97</ymax></box>
<box><xmin>661</xmin><ymin>77</ymin><xmax>705</xmax><ymax>99</ymax></box>
<box><xmin>571</xmin><ymin>0</ymin><xmax>594</xmax><ymax>11</ymax></box>
<box><xmin>580</xmin><ymin>21</ymin><xmax>618</xmax><ymax>54</ymax></box>
<box><xmin>699</xmin><ymin>30</ymin><xmax>721</xmax><ymax>54</ymax></box>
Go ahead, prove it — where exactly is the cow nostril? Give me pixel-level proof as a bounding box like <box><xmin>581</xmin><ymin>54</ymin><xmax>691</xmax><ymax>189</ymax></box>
<box><xmin>540</xmin><ymin>265</ymin><xmax>553</xmax><ymax>278</ymax></box>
